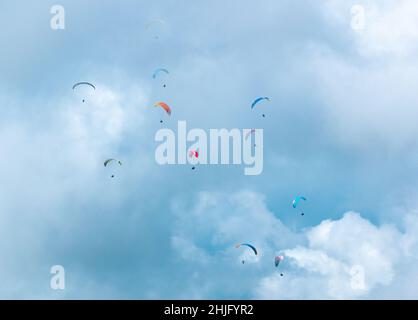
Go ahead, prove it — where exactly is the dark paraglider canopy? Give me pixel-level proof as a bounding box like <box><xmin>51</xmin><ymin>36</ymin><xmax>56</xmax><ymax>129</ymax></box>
<box><xmin>104</xmin><ymin>159</ymin><xmax>122</xmax><ymax>178</ymax></box>
<box><xmin>235</xmin><ymin>243</ymin><xmax>258</xmax><ymax>255</ymax></box>
<box><xmin>72</xmin><ymin>82</ymin><xmax>96</xmax><ymax>91</ymax></box>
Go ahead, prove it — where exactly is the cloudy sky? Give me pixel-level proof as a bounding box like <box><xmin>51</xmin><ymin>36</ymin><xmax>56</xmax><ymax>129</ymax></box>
<box><xmin>1</xmin><ymin>0</ymin><xmax>418</xmax><ymax>299</ymax></box>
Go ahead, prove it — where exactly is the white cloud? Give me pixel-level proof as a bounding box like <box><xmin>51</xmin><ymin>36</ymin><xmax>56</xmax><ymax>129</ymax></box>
<box><xmin>255</xmin><ymin>211</ymin><xmax>418</xmax><ymax>299</ymax></box>
<box><xmin>304</xmin><ymin>44</ymin><xmax>418</xmax><ymax>152</ymax></box>
<box><xmin>0</xmin><ymin>81</ymin><xmax>151</xmax><ymax>298</ymax></box>
<box><xmin>1</xmin><ymin>0</ymin><xmax>418</xmax><ymax>299</ymax></box>
<box><xmin>316</xmin><ymin>2</ymin><xmax>418</xmax><ymax>152</ymax></box>
<box><xmin>324</xmin><ymin>0</ymin><xmax>418</xmax><ymax>58</ymax></box>
<box><xmin>171</xmin><ymin>191</ymin><xmax>418</xmax><ymax>299</ymax></box>
<box><xmin>171</xmin><ymin>191</ymin><xmax>300</xmax><ymax>263</ymax></box>
<box><xmin>64</xmin><ymin>84</ymin><xmax>148</xmax><ymax>150</ymax></box>
<box><xmin>357</xmin><ymin>0</ymin><xmax>418</xmax><ymax>58</ymax></box>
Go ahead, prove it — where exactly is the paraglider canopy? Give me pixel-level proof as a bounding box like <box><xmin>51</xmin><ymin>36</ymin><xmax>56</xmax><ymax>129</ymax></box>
<box><xmin>72</xmin><ymin>82</ymin><xmax>96</xmax><ymax>91</ymax></box>
<box><xmin>154</xmin><ymin>102</ymin><xmax>171</xmax><ymax>116</ymax></box>
<box><xmin>145</xmin><ymin>19</ymin><xmax>165</xmax><ymax>30</ymax></box>
<box><xmin>275</xmin><ymin>255</ymin><xmax>284</xmax><ymax>267</ymax></box>
<box><xmin>245</xmin><ymin>129</ymin><xmax>256</xmax><ymax>141</ymax></box>
<box><xmin>188</xmin><ymin>149</ymin><xmax>199</xmax><ymax>159</ymax></box>
<box><xmin>292</xmin><ymin>196</ymin><xmax>307</xmax><ymax>208</ymax></box>
<box><xmin>104</xmin><ymin>159</ymin><xmax>122</xmax><ymax>167</ymax></box>
<box><xmin>251</xmin><ymin>97</ymin><xmax>270</xmax><ymax>109</ymax></box>
<box><xmin>153</xmin><ymin>68</ymin><xmax>170</xmax><ymax>79</ymax></box>
<box><xmin>235</xmin><ymin>243</ymin><xmax>258</xmax><ymax>255</ymax></box>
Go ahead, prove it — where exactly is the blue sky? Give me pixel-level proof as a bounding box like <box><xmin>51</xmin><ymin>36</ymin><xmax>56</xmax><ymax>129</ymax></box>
<box><xmin>1</xmin><ymin>0</ymin><xmax>418</xmax><ymax>299</ymax></box>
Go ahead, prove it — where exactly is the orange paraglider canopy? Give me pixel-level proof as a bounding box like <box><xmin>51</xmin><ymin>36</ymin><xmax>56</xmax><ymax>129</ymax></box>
<box><xmin>154</xmin><ymin>101</ymin><xmax>171</xmax><ymax>115</ymax></box>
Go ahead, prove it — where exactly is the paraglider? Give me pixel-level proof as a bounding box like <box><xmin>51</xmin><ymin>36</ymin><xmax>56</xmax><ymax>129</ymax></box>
<box><xmin>236</xmin><ymin>243</ymin><xmax>257</xmax><ymax>265</ymax></box>
<box><xmin>153</xmin><ymin>68</ymin><xmax>170</xmax><ymax>88</ymax></box>
<box><xmin>251</xmin><ymin>97</ymin><xmax>270</xmax><ymax>118</ymax></box>
<box><xmin>154</xmin><ymin>102</ymin><xmax>171</xmax><ymax>123</ymax></box>
<box><xmin>145</xmin><ymin>19</ymin><xmax>165</xmax><ymax>39</ymax></box>
<box><xmin>189</xmin><ymin>148</ymin><xmax>199</xmax><ymax>171</ymax></box>
<box><xmin>292</xmin><ymin>196</ymin><xmax>307</xmax><ymax>216</ymax></box>
<box><xmin>104</xmin><ymin>159</ymin><xmax>122</xmax><ymax>178</ymax></box>
<box><xmin>72</xmin><ymin>82</ymin><xmax>96</xmax><ymax>103</ymax></box>
<box><xmin>245</xmin><ymin>129</ymin><xmax>257</xmax><ymax>147</ymax></box>
<box><xmin>275</xmin><ymin>255</ymin><xmax>285</xmax><ymax>276</ymax></box>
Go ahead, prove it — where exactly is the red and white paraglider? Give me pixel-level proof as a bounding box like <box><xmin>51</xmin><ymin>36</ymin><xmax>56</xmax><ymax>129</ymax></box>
<box><xmin>275</xmin><ymin>255</ymin><xmax>285</xmax><ymax>276</ymax></box>
<box><xmin>189</xmin><ymin>148</ymin><xmax>199</xmax><ymax>170</ymax></box>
